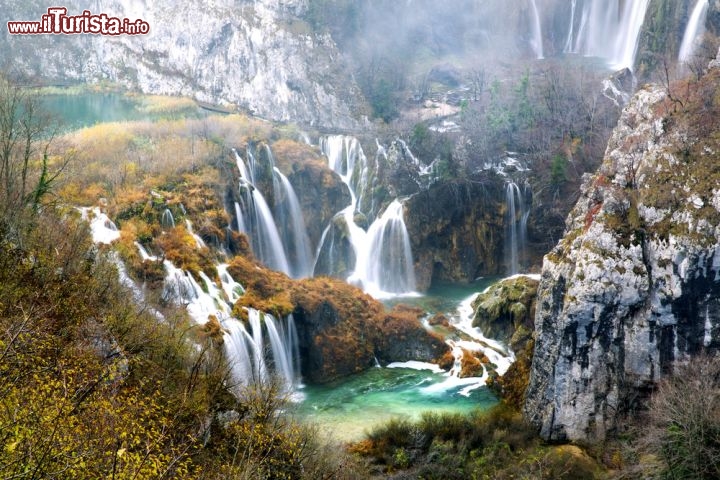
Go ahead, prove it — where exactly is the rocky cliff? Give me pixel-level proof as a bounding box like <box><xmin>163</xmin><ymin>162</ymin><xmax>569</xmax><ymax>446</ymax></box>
<box><xmin>2</xmin><ymin>0</ymin><xmax>364</xmax><ymax>128</ymax></box>
<box><xmin>405</xmin><ymin>179</ymin><xmax>506</xmax><ymax>290</ymax></box>
<box><xmin>524</xmin><ymin>55</ymin><xmax>720</xmax><ymax>442</ymax></box>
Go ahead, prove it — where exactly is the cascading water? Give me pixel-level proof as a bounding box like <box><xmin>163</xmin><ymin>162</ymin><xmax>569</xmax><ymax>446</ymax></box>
<box><xmin>232</xmin><ymin>148</ymin><xmax>315</xmax><ymax>277</ymax></box>
<box><xmin>563</xmin><ymin>0</ymin><xmax>578</xmax><ymax>54</ymax></box>
<box><xmin>679</xmin><ymin>0</ymin><xmax>709</xmax><ymax>65</ymax></box>
<box><xmin>223</xmin><ymin>309</ymin><xmax>301</xmax><ymax>390</ymax></box>
<box><xmin>529</xmin><ymin>0</ymin><xmax>544</xmax><ymax>59</ymax></box>
<box><xmin>272</xmin><ymin>167</ymin><xmax>313</xmax><ymax>278</ymax></box>
<box><xmin>157</xmin><ymin>254</ymin><xmax>301</xmax><ymax>390</ymax></box>
<box><xmin>185</xmin><ymin>219</ymin><xmax>206</xmax><ymax>249</ymax></box>
<box><xmin>351</xmin><ymin>200</ymin><xmax>416</xmax><ymax>296</ymax></box>
<box><xmin>161</xmin><ymin>208</ymin><xmax>175</xmax><ymax>229</ymax></box>
<box><xmin>505</xmin><ymin>181</ymin><xmax>529</xmax><ymax>275</ymax></box>
<box><xmin>315</xmin><ymin>135</ymin><xmax>416</xmax><ymax>297</ymax></box>
<box><xmin>566</xmin><ymin>0</ymin><xmax>650</xmax><ymax>70</ymax></box>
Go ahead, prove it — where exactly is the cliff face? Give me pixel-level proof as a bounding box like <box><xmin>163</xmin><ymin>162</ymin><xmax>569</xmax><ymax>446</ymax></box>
<box><xmin>3</xmin><ymin>0</ymin><xmax>364</xmax><ymax>128</ymax></box>
<box><xmin>405</xmin><ymin>180</ymin><xmax>506</xmax><ymax>291</ymax></box>
<box><xmin>525</xmin><ymin>56</ymin><xmax>720</xmax><ymax>442</ymax></box>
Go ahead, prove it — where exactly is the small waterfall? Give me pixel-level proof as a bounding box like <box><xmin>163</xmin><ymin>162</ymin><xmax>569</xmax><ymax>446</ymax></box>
<box><xmin>679</xmin><ymin>0</ymin><xmax>709</xmax><ymax>65</ymax></box>
<box><xmin>351</xmin><ymin>200</ymin><xmax>416</xmax><ymax>296</ymax></box>
<box><xmin>156</xmin><ymin>259</ymin><xmax>301</xmax><ymax>389</ymax></box>
<box><xmin>250</xmin><ymin>187</ymin><xmax>291</xmax><ymax>273</ymax></box>
<box><xmin>218</xmin><ymin>263</ymin><xmax>245</xmax><ymax>303</ymax></box>
<box><xmin>316</xmin><ymin>135</ymin><xmax>416</xmax><ymax>297</ymax></box>
<box><xmin>505</xmin><ymin>182</ymin><xmax>529</xmax><ymax>275</ymax></box>
<box><xmin>272</xmin><ymin>167</ymin><xmax>313</xmax><ymax>278</ymax></box>
<box><xmin>232</xmin><ymin>149</ymin><xmax>292</xmax><ymax>275</ymax></box>
<box><xmin>529</xmin><ymin>0</ymin><xmax>544</xmax><ymax>59</ymax></box>
<box><xmin>223</xmin><ymin>308</ymin><xmax>301</xmax><ymax>390</ymax></box>
<box><xmin>320</xmin><ymin>135</ymin><xmax>376</xmax><ymax>218</ymax></box>
<box><xmin>161</xmin><ymin>208</ymin><xmax>175</xmax><ymax>229</ymax></box>
<box><xmin>185</xmin><ymin>219</ymin><xmax>206</xmax><ymax>249</ymax></box>
<box><xmin>567</xmin><ymin>0</ymin><xmax>650</xmax><ymax>71</ymax></box>
<box><xmin>80</xmin><ymin>207</ymin><xmax>120</xmax><ymax>244</ymax></box>
<box><xmin>704</xmin><ymin>302</ymin><xmax>713</xmax><ymax>347</ymax></box>
<box><xmin>135</xmin><ymin>242</ymin><xmax>157</xmax><ymax>261</ymax></box>
<box><xmin>223</xmin><ymin>320</ymin><xmax>255</xmax><ymax>387</ymax></box>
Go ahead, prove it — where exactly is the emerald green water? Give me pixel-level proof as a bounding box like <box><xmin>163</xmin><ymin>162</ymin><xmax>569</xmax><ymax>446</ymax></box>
<box><xmin>38</xmin><ymin>91</ymin><xmax>208</xmax><ymax>131</ymax></box>
<box><xmin>294</xmin><ymin>279</ymin><xmax>502</xmax><ymax>442</ymax></box>
<box><xmin>292</xmin><ymin>366</ymin><xmax>497</xmax><ymax>442</ymax></box>
<box><xmin>384</xmin><ymin>278</ymin><xmax>499</xmax><ymax>314</ymax></box>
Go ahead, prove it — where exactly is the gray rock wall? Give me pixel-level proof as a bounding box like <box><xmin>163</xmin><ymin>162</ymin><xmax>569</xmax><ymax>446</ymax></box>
<box><xmin>525</xmin><ymin>69</ymin><xmax>720</xmax><ymax>442</ymax></box>
<box><xmin>3</xmin><ymin>0</ymin><xmax>364</xmax><ymax>129</ymax></box>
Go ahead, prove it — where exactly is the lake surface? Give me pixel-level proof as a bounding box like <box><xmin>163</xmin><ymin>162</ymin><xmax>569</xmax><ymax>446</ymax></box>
<box><xmin>38</xmin><ymin>91</ymin><xmax>210</xmax><ymax>131</ymax></box>
<box><xmin>292</xmin><ymin>365</ymin><xmax>497</xmax><ymax>442</ymax></box>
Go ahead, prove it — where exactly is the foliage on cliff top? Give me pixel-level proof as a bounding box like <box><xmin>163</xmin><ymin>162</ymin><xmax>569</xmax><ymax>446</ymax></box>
<box><xmin>226</xmin><ymin>255</ymin><xmax>448</xmax><ymax>380</ymax></box>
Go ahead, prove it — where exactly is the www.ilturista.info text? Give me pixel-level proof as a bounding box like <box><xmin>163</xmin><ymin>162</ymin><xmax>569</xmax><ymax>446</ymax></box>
<box><xmin>7</xmin><ymin>7</ymin><xmax>150</xmax><ymax>35</ymax></box>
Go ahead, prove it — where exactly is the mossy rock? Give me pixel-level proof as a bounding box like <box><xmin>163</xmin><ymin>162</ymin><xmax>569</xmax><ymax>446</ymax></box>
<box><xmin>471</xmin><ymin>276</ymin><xmax>539</xmax><ymax>344</ymax></box>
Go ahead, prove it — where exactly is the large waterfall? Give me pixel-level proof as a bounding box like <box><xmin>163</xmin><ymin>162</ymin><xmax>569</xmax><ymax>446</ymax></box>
<box><xmin>350</xmin><ymin>199</ymin><xmax>417</xmax><ymax>296</ymax></box>
<box><xmin>315</xmin><ymin>135</ymin><xmax>417</xmax><ymax>297</ymax></box>
<box><xmin>679</xmin><ymin>0</ymin><xmax>710</xmax><ymax>65</ymax></box>
<box><xmin>232</xmin><ymin>147</ymin><xmax>312</xmax><ymax>278</ymax></box>
<box><xmin>565</xmin><ymin>0</ymin><xmax>650</xmax><ymax>70</ymax></box>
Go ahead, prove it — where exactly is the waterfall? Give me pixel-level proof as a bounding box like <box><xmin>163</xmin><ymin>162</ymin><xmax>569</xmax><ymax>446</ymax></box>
<box><xmin>315</xmin><ymin>135</ymin><xmax>416</xmax><ymax>297</ymax></box>
<box><xmin>272</xmin><ymin>167</ymin><xmax>313</xmax><ymax>278</ymax></box>
<box><xmin>567</xmin><ymin>0</ymin><xmax>650</xmax><ymax>71</ymax></box>
<box><xmin>156</xmin><ymin>257</ymin><xmax>301</xmax><ymax>389</ymax></box>
<box><xmin>185</xmin><ymin>219</ymin><xmax>206</xmax><ymax>249</ymax></box>
<box><xmin>679</xmin><ymin>0</ymin><xmax>709</xmax><ymax>65</ymax></box>
<box><xmin>320</xmin><ymin>135</ymin><xmax>376</xmax><ymax>217</ymax></box>
<box><xmin>232</xmin><ymin>147</ymin><xmax>312</xmax><ymax>278</ymax></box>
<box><xmin>563</xmin><ymin>0</ymin><xmax>577</xmax><ymax>54</ymax></box>
<box><xmin>223</xmin><ymin>309</ymin><xmax>301</xmax><ymax>390</ymax></box>
<box><xmin>529</xmin><ymin>0</ymin><xmax>544</xmax><ymax>59</ymax></box>
<box><xmin>704</xmin><ymin>302</ymin><xmax>713</xmax><ymax>347</ymax></box>
<box><xmin>161</xmin><ymin>261</ymin><xmax>237</xmax><ymax>323</ymax></box>
<box><xmin>505</xmin><ymin>182</ymin><xmax>529</xmax><ymax>275</ymax></box>
<box><xmin>80</xmin><ymin>207</ymin><xmax>120</xmax><ymax>244</ymax></box>
<box><xmin>218</xmin><ymin>263</ymin><xmax>245</xmax><ymax>303</ymax></box>
<box><xmin>350</xmin><ymin>200</ymin><xmax>416</xmax><ymax>296</ymax></box>
<box><xmin>161</xmin><ymin>208</ymin><xmax>175</xmax><ymax>229</ymax></box>
<box><xmin>250</xmin><ymin>187</ymin><xmax>291</xmax><ymax>274</ymax></box>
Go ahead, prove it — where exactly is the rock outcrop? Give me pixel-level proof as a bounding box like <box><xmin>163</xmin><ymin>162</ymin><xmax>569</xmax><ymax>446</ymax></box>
<box><xmin>473</xmin><ymin>275</ymin><xmax>538</xmax><ymax>348</ymax></box>
<box><xmin>226</xmin><ymin>256</ymin><xmax>450</xmax><ymax>383</ymax></box>
<box><xmin>525</xmin><ymin>64</ymin><xmax>720</xmax><ymax>442</ymax></box>
<box><xmin>405</xmin><ymin>179</ymin><xmax>506</xmax><ymax>291</ymax></box>
<box><xmin>3</xmin><ymin>0</ymin><xmax>364</xmax><ymax>128</ymax></box>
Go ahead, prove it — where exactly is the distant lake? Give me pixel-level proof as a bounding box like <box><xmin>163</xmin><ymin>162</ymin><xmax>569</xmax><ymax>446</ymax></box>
<box><xmin>38</xmin><ymin>91</ymin><xmax>212</xmax><ymax>132</ymax></box>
